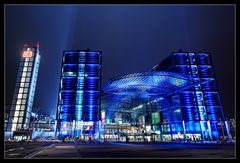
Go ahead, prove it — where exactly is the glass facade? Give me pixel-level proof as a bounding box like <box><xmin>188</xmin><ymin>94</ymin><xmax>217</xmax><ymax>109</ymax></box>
<box><xmin>56</xmin><ymin>50</ymin><xmax>102</xmax><ymax>139</ymax></box>
<box><xmin>7</xmin><ymin>45</ymin><xmax>40</xmax><ymax>132</ymax></box>
<box><xmin>101</xmin><ymin>51</ymin><xmax>230</xmax><ymax>143</ymax></box>
<box><xmin>152</xmin><ymin>52</ymin><xmax>229</xmax><ymax>141</ymax></box>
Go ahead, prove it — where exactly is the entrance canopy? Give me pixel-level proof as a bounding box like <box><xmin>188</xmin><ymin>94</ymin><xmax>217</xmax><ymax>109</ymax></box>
<box><xmin>103</xmin><ymin>71</ymin><xmax>196</xmax><ymax>95</ymax></box>
<box><xmin>102</xmin><ymin>71</ymin><xmax>198</xmax><ymax>120</ymax></box>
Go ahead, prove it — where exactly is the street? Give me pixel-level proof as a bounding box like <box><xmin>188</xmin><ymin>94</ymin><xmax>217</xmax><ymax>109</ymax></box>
<box><xmin>5</xmin><ymin>142</ymin><xmax>235</xmax><ymax>159</ymax></box>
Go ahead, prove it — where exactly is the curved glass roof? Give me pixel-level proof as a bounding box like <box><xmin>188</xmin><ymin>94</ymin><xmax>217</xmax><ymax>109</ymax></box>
<box><xmin>102</xmin><ymin>71</ymin><xmax>198</xmax><ymax>119</ymax></box>
<box><xmin>102</xmin><ymin>71</ymin><xmax>196</xmax><ymax>95</ymax></box>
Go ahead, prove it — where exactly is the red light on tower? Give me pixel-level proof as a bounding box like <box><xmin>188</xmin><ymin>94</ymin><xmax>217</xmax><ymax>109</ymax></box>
<box><xmin>36</xmin><ymin>42</ymin><xmax>40</xmax><ymax>48</ymax></box>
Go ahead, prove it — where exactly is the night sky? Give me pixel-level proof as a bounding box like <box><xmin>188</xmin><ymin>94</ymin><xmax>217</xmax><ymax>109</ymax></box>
<box><xmin>5</xmin><ymin>5</ymin><xmax>235</xmax><ymax>118</ymax></box>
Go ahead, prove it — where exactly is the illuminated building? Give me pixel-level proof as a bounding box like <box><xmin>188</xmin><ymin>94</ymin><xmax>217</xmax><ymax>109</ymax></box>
<box><xmin>101</xmin><ymin>51</ymin><xmax>231</xmax><ymax>142</ymax></box>
<box><xmin>7</xmin><ymin>43</ymin><xmax>41</xmax><ymax>137</ymax></box>
<box><xmin>151</xmin><ymin>52</ymin><xmax>230</xmax><ymax>141</ymax></box>
<box><xmin>56</xmin><ymin>49</ymin><xmax>102</xmax><ymax>139</ymax></box>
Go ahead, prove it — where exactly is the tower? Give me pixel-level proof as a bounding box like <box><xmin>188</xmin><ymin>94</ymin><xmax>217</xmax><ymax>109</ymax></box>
<box><xmin>56</xmin><ymin>49</ymin><xmax>102</xmax><ymax>140</ymax></box>
<box><xmin>7</xmin><ymin>43</ymin><xmax>41</xmax><ymax>133</ymax></box>
<box><xmin>152</xmin><ymin>51</ymin><xmax>230</xmax><ymax>141</ymax></box>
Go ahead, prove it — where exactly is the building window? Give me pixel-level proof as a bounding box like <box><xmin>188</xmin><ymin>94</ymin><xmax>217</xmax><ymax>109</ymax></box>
<box><xmin>27</xmin><ymin>72</ymin><xmax>31</xmax><ymax>77</ymax></box>
<box><xmin>12</xmin><ymin>124</ymin><xmax>17</xmax><ymax>131</ymax></box>
<box><xmin>17</xmin><ymin>100</ymin><xmax>21</xmax><ymax>105</ymax></box>
<box><xmin>23</xmin><ymin>67</ymin><xmax>27</xmax><ymax>71</ymax></box>
<box><xmin>30</xmin><ymin>58</ymin><xmax>33</xmax><ymax>61</ymax></box>
<box><xmin>20</xmin><ymin>105</ymin><xmax>25</xmax><ymax>110</ymax></box>
<box><xmin>18</xmin><ymin>118</ymin><xmax>23</xmax><ymax>123</ymax></box>
<box><xmin>17</xmin><ymin>94</ymin><xmax>23</xmax><ymax>99</ymax></box>
<box><xmin>21</xmin><ymin>77</ymin><xmax>26</xmax><ymax>82</ymax></box>
<box><xmin>24</xmin><ymin>62</ymin><xmax>28</xmax><ymax>66</ymax></box>
<box><xmin>13</xmin><ymin>118</ymin><xmax>18</xmax><ymax>123</ymax></box>
<box><xmin>14</xmin><ymin>111</ymin><xmax>19</xmax><ymax>117</ymax></box>
<box><xmin>22</xmin><ymin>72</ymin><xmax>26</xmax><ymax>77</ymax></box>
<box><xmin>28</xmin><ymin>67</ymin><xmax>32</xmax><ymax>71</ymax></box>
<box><xmin>23</xmin><ymin>94</ymin><xmax>27</xmax><ymax>99</ymax></box>
<box><xmin>20</xmin><ymin>83</ymin><xmax>25</xmax><ymax>87</ymax></box>
<box><xmin>26</xmin><ymin>78</ymin><xmax>30</xmax><ymax>82</ymax></box>
<box><xmin>19</xmin><ymin>88</ymin><xmax>23</xmax><ymax>93</ymax></box>
<box><xmin>21</xmin><ymin>100</ymin><xmax>26</xmax><ymax>105</ymax></box>
<box><xmin>28</xmin><ymin>62</ymin><xmax>33</xmax><ymax>66</ymax></box>
<box><xmin>25</xmin><ymin>83</ymin><xmax>29</xmax><ymax>87</ymax></box>
<box><xmin>24</xmin><ymin>88</ymin><xmax>28</xmax><ymax>93</ymax></box>
<box><xmin>15</xmin><ymin>105</ymin><xmax>20</xmax><ymax>110</ymax></box>
<box><xmin>26</xmin><ymin>58</ymin><xmax>29</xmax><ymax>61</ymax></box>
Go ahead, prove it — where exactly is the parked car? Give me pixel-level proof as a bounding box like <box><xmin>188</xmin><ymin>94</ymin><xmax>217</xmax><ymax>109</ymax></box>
<box><xmin>35</xmin><ymin>138</ymin><xmax>48</xmax><ymax>143</ymax></box>
<box><xmin>5</xmin><ymin>139</ymin><xmax>15</xmax><ymax>143</ymax></box>
<box><xmin>63</xmin><ymin>137</ymin><xmax>74</xmax><ymax>143</ymax></box>
<box><xmin>48</xmin><ymin>138</ymin><xmax>61</xmax><ymax>143</ymax></box>
<box><xmin>5</xmin><ymin>138</ymin><xmax>21</xmax><ymax>143</ymax></box>
<box><xmin>24</xmin><ymin>139</ymin><xmax>34</xmax><ymax>143</ymax></box>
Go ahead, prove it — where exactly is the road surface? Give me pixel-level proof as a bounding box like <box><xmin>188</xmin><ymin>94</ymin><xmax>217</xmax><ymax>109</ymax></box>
<box><xmin>5</xmin><ymin>142</ymin><xmax>235</xmax><ymax>159</ymax></box>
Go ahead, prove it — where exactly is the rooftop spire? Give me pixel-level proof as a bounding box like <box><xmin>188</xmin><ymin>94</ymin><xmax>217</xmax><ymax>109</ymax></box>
<box><xmin>36</xmin><ymin>42</ymin><xmax>40</xmax><ymax>48</ymax></box>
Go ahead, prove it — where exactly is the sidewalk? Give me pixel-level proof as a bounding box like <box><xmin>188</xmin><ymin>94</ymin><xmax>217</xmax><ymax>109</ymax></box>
<box><xmin>31</xmin><ymin>144</ymin><xmax>82</xmax><ymax>158</ymax></box>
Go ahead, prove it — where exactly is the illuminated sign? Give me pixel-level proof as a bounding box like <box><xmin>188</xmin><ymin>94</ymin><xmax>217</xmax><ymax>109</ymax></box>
<box><xmin>151</xmin><ymin>112</ymin><xmax>160</xmax><ymax>125</ymax></box>
<box><xmin>84</xmin><ymin>122</ymin><xmax>93</xmax><ymax>126</ymax></box>
<box><xmin>22</xmin><ymin>50</ymin><xmax>33</xmax><ymax>58</ymax></box>
<box><xmin>101</xmin><ymin>111</ymin><xmax>105</xmax><ymax>125</ymax></box>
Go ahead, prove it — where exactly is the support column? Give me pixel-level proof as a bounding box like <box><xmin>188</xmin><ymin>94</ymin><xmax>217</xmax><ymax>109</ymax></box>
<box><xmin>182</xmin><ymin>120</ymin><xmax>186</xmax><ymax>142</ymax></box>
<box><xmin>224</xmin><ymin>120</ymin><xmax>232</xmax><ymax>142</ymax></box>
<box><xmin>199</xmin><ymin>121</ymin><xmax>205</xmax><ymax>142</ymax></box>
<box><xmin>207</xmin><ymin>120</ymin><xmax>212</xmax><ymax>141</ymax></box>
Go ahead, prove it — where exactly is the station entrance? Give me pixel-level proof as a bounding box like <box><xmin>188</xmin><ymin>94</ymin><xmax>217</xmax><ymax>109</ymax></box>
<box><xmin>100</xmin><ymin>72</ymin><xmax>228</xmax><ymax>143</ymax></box>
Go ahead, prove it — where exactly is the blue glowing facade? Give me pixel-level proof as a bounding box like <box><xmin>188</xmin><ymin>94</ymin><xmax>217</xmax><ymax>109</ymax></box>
<box><xmin>101</xmin><ymin>51</ymin><xmax>230</xmax><ymax>142</ymax></box>
<box><xmin>151</xmin><ymin>52</ymin><xmax>229</xmax><ymax>141</ymax></box>
<box><xmin>56</xmin><ymin>49</ymin><xmax>102</xmax><ymax>139</ymax></box>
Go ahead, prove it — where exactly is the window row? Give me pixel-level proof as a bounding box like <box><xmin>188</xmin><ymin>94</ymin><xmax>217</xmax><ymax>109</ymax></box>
<box><xmin>24</xmin><ymin>62</ymin><xmax>33</xmax><ymax>67</ymax></box>
<box><xmin>19</xmin><ymin>82</ymin><xmax>29</xmax><ymax>88</ymax></box>
<box><xmin>14</xmin><ymin>111</ymin><xmax>25</xmax><ymax>117</ymax></box>
<box><xmin>20</xmin><ymin>65</ymin><xmax>33</xmax><ymax>69</ymax></box>
<box><xmin>16</xmin><ymin>99</ymin><xmax>27</xmax><ymax>105</ymax></box>
<box><xmin>19</xmin><ymin>72</ymin><xmax>32</xmax><ymax>77</ymax></box>
<box><xmin>22</xmin><ymin>67</ymin><xmax>32</xmax><ymax>72</ymax></box>
<box><xmin>11</xmin><ymin>124</ymin><xmax>20</xmax><ymax>131</ymax></box>
<box><xmin>24</xmin><ymin>58</ymin><xmax>34</xmax><ymax>62</ymax></box>
<box><xmin>19</xmin><ymin>77</ymin><xmax>31</xmax><ymax>83</ymax></box>
<box><xmin>12</xmin><ymin>117</ymin><xmax>23</xmax><ymax>123</ymax></box>
<box><xmin>18</xmin><ymin>88</ymin><xmax>29</xmax><ymax>94</ymax></box>
<box><xmin>17</xmin><ymin>93</ymin><xmax>28</xmax><ymax>99</ymax></box>
<box><xmin>19</xmin><ymin>65</ymin><xmax>33</xmax><ymax>69</ymax></box>
<box><xmin>19</xmin><ymin>60</ymin><xmax>33</xmax><ymax>66</ymax></box>
<box><xmin>11</xmin><ymin>104</ymin><xmax>25</xmax><ymax>111</ymax></box>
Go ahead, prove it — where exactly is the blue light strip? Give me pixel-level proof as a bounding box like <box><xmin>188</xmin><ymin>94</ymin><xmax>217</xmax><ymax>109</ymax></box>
<box><xmin>174</xmin><ymin>52</ymin><xmax>222</xmax><ymax>139</ymax></box>
<box><xmin>84</xmin><ymin>52</ymin><xmax>101</xmax><ymax>122</ymax></box>
<box><xmin>57</xmin><ymin>50</ymin><xmax>101</xmax><ymax>138</ymax></box>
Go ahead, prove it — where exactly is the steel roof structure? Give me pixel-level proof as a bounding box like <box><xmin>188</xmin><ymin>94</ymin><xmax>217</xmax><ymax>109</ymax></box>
<box><xmin>102</xmin><ymin>71</ymin><xmax>196</xmax><ymax>95</ymax></box>
<box><xmin>102</xmin><ymin>71</ymin><xmax>199</xmax><ymax>119</ymax></box>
